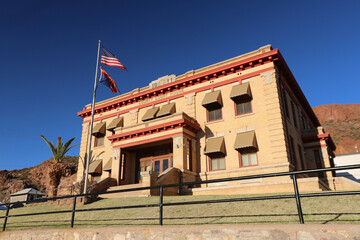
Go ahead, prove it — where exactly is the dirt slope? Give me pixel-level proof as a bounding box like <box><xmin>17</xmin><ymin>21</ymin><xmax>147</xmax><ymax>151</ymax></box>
<box><xmin>313</xmin><ymin>103</ymin><xmax>360</xmax><ymax>155</ymax></box>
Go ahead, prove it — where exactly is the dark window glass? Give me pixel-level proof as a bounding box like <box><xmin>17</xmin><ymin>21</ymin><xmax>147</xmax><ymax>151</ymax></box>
<box><xmin>289</xmin><ymin>136</ymin><xmax>297</xmax><ymax>169</ymax></box>
<box><xmin>95</xmin><ymin>135</ymin><xmax>104</xmax><ymax>147</ymax></box>
<box><xmin>236</xmin><ymin>103</ymin><xmax>244</xmax><ymax>115</ymax></box>
<box><xmin>291</xmin><ymin>101</ymin><xmax>298</xmax><ymax>128</ymax></box>
<box><xmin>154</xmin><ymin>161</ymin><xmax>160</xmax><ymax>172</ymax></box>
<box><xmin>163</xmin><ymin>159</ymin><xmax>169</xmax><ymax>171</ymax></box>
<box><xmin>283</xmin><ymin>89</ymin><xmax>289</xmax><ymax>118</ymax></box>
<box><xmin>244</xmin><ymin>102</ymin><xmax>252</xmax><ymax>113</ymax></box>
<box><xmin>235</xmin><ymin>101</ymin><xmax>252</xmax><ymax>116</ymax></box>
<box><xmin>298</xmin><ymin>144</ymin><xmax>305</xmax><ymax>170</ymax></box>
<box><xmin>208</xmin><ymin>108</ymin><xmax>222</xmax><ymax>121</ymax></box>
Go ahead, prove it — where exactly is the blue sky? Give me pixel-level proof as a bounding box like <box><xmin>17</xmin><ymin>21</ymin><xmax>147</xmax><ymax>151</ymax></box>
<box><xmin>1</xmin><ymin>1</ymin><xmax>359</xmax><ymax>170</ymax></box>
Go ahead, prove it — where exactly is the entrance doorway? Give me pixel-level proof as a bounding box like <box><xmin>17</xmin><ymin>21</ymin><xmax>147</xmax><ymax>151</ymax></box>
<box><xmin>132</xmin><ymin>140</ymin><xmax>173</xmax><ymax>183</ymax></box>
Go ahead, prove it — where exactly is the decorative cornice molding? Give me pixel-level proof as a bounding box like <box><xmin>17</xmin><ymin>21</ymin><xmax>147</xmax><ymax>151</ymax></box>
<box><xmin>78</xmin><ymin>49</ymin><xmax>280</xmax><ymax>118</ymax></box>
<box><xmin>107</xmin><ymin>117</ymin><xmax>201</xmax><ymax>144</ymax></box>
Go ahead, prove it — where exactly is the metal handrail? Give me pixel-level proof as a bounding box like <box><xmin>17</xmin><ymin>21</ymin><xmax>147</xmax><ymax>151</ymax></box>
<box><xmin>1</xmin><ymin>164</ymin><xmax>360</xmax><ymax>231</ymax></box>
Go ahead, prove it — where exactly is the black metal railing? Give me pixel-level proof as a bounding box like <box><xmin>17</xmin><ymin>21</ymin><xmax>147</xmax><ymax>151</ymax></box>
<box><xmin>1</xmin><ymin>164</ymin><xmax>360</xmax><ymax>231</ymax></box>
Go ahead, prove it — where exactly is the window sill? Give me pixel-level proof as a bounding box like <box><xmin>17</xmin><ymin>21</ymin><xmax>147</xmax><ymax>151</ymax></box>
<box><xmin>235</xmin><ymin>112</ymin><xmax>255</xmax><ymax>118</ymax></box>
<box><xmin>205</xmin><ymin>119</ymin><xmax>224</xmax><ymax>125</ymax></box>
<box><xmin>94</xmin><ymin>145</ymin><xmax>105</xmax><ymax>149</ymax></box>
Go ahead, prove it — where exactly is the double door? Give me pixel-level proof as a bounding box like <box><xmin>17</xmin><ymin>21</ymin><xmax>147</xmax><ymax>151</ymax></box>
<box><xmin>140</xmin><ymin>153</ymin><xmax>173</xmax><ymax>174</ymax></box>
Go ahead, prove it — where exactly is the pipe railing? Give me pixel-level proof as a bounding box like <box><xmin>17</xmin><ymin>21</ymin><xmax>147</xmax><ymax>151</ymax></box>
<box><xmin>1</xmin><ymin>164</ymin><xmax>360</xmax><ymax>231</ymax></box>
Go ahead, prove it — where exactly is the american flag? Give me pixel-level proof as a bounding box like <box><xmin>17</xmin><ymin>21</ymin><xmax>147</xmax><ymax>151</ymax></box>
<box><xmin>101</xmin><ymin>47</ymin><xmax>127</xmax><ymax>70</ymax></box>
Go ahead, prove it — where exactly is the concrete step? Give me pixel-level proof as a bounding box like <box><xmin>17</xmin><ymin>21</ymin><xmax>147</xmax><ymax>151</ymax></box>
<box><xmin>99</xmin><ymin>183</ymin><xmax>145</xmax><ymax>198</ymax></box>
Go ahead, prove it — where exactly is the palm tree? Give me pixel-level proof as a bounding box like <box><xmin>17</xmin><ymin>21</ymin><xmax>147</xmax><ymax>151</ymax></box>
<box><xmin>40</xmin><ymin>135</ymin><xmax>77</xmax><ymax>197</ymax></box>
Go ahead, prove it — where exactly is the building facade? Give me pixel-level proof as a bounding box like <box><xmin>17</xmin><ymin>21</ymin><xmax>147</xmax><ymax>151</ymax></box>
<box><xmin>334</xmin><ymin>152</ymin><xmax>360</xmax><ymax>183</ymax></box>
<box><xmin>10</xmin><ymin>188</ymin><xmax>45</xmax><ymax>203</ymax></box>
<box><xmin>76</xmin><ymin>45</ymin><xmax>338</xmax><ymax>195</ymax></box>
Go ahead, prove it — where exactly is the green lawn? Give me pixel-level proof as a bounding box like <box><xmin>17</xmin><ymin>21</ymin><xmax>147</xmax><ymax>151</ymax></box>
<box><xmin>1</xmin><ymin>193</ymin><xmax>360</xmax><ymax>231</ymax></box>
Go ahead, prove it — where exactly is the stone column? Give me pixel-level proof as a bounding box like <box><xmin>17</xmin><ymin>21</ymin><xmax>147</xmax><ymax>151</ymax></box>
<box><xmin>173</xmin><ymin>135</ymin><xmax>188</xmax><ymax>170</ymax></box>
<box><xmin>77</xmin><ymin>122</ymin><xmax>90</xmax><ymax>182</ymax></box>
<box><xmin>191</xmin><ymin>139</ymin><xmax>197</xmax><ymax>172</ymax></box>
<box><xmin>111</xmin><ymin>148</ymin><xmax>121</xmax><ymax>185</ymax></box>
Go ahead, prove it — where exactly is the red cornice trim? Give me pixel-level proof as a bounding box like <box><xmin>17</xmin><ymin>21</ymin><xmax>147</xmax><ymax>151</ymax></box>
<box><xmin>78</xmin><ymin>49</ymin><xmax>279</xmax><ymax>118</ymax></box>
<box><xmin>108</xmin><ymin>117</ymin><xmax>200</xmax><ymax>144</ymax></box>
<box><xmin>317</xmin><ymin>133</ymin><xmax>329</xmax><ymax>139</ymax></box>
<box><xmin>317</xmin><ymin>133</ymin><xmax>336</xmax><ymax>150</ymax></box>
<box><xmin>112</xmin><ymin>131</ymin><xmax>195</xmax><ymax>149</ymax></box>
<box><xmin>82</xmin><ymin>66</ymin><xmax>275</xmax><ymax>124</ymax></box>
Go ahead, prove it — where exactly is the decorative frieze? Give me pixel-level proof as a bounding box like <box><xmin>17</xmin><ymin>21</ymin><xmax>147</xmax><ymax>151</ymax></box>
<box><xmin>260</xmin><ymin>69</ymin><xmax>276</xmax><ymax>84</ymax></box>
<box><xmin>149</xmin><ymin>74</ymin><xmax>176</xmax><ymax>89</ymax></box>
<box><xmin>184</xmin><ymin>92</ymin><xmax>196</xmax><ymax>105</ymax></box>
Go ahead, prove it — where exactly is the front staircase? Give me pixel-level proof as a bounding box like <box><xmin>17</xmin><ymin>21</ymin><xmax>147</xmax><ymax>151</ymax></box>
<box><xmin>98</xmin><ymin>183</ymin><xmax>145</xmax><ymax>198</ymax></box>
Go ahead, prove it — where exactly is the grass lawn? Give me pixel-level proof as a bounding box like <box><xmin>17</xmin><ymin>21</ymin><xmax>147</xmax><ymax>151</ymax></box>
<box><xmin>1</xmin><ymin>193</ymin><xmax>360</xmax><ymax>231</ymax></box>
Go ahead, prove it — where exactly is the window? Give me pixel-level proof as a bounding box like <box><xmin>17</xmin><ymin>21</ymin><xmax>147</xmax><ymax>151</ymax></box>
<box><xmin>154</xmin><ymin>161</ymin><xmax>160</xmax><ymax>172</ymax></box>
<box><xmin>202</xmin><ymin>90</ymin><xmax>223</xmax><ymax>122</ymax></box>
<box><xmin>282</xmin><ymin>89</ymin><xmax>289</xmax><ymax>118</ymax></box>
<box><xmin>238</xmin><ymin>148</ymin><xmax>258</xmax><ymax>167</ymax></box>
<box><xmin>314</xmin><ymin>149</ymin><xmax>325</xmax><ymax>178</ymax></box>
<box><xmin>289</xmin><ymin>136</ymin><xmax>297</xmax><ymax>169</ymax></box>
<box><xmin>298</xmin><ymin>144</ymin><xmax>305</xmax><ymax>170</ymax></box>
<box><xmin>235</xmin><ymin>101</ymin><xmax>252</xmax><ymax>115</ymax></box>
<box><xmin>241</xmin><ymin>153</ymin><xmax>257</xmax><ymax>167</ymax></box>
<box><xmin>209</xmin><ymin>156</ymin><xmax>225</xmax><ymax>171</ymax></box>
<box><xmin>207</xmin><ymin>107</ymin><xmax>222</xmax><ymax>121</ymax></box>
<box><xmin>291</xmin><ymin>101</ymin><xmax>298</xmax><ymax>128</ymax></box>
<box><xmin>140</xmin><ymin>160</ymin><xmax>151</xmax><ymax>172</ymax></box>
<box><xmin>153</xmin><ymin>158</ymin><xmax>171</xmax><ymax>173</ymax></box>
<box><xmin>163</xmin><ymin>159</ymin><xmax>169</xmax><ymax>171</ymax></box>
<box><xmin>94</xmin><ymin>134</ymin><xmax>104</xmax><ymax>147</ymax></box>
<box><xmin>139</xmin><ymin>154</ymin><xmax>173</xmax><ymax>174</ymax></box>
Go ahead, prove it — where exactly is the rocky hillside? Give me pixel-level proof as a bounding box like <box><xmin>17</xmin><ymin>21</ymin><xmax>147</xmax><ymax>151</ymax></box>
<box><xmin>313</xmin><ymin>103</ymin><xmax>360</xmax><ymax>155</ymax></box>
<box><xmin>0</xmin><ymin>156</ymin><xmax>78</xmax><ymax>203</ymax></box>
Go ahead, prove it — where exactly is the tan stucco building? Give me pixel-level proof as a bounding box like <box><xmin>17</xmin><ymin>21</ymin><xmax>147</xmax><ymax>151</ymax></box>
<box><xmin>76</xmin><ymin>45</ymin><xmax>347</xmax><ymax>196</ymax></box>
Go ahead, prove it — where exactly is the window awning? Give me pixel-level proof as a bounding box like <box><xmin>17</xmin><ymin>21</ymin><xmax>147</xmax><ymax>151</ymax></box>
<box><xmin>230</xmin><ymin>83</ymin><xmax>252</xmax><ymax>101</ymax></box>
<box><xmin>204</xmin><ymin>137</ymin><xmax>225</xmax><ymax>154</ymax></box>
<box><xmin>92</xmin><ymin>122</ymin><xmax>106</xmax><ymax>135</ymax></box>
<box><xmin>103</xmin><ymin>158</ymin><xmax>112</xmax><ymax>171</ymax></box>
<box><xmin>107</xmin><ymin>118</ymin><xmax>123</xmax><ymax>130</ymax></box>
<box><xmin>234</xmin><ymin>131</ymin><xmax>258</xmax><ymax>150</ymax></box>
<box><xmin>201</xmin><ymin>91</ymin><xmax>222</xmax><ymax>108</ymax></box>
<box><xmin>157</xmin><ymin>103</ymin><xmax>176</xmax><ymax>117</ymax></box>
<box><xmin>88</xmin><ymin>160</ymin><xmax>102</xmax><ymax>174</ymax></box>
<box><xmin>142</xmin><ymin>107</ymin><xmax>160</xmax><ymax>121</ymax></box>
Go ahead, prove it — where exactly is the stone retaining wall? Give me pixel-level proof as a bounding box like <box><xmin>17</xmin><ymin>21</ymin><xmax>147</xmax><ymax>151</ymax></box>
<box><xmin>1</xmin><ymin>224</ymin><xmax>360</xmax><ymax>239</ymax></box>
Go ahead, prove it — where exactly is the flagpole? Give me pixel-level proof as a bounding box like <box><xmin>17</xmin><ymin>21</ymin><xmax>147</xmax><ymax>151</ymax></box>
<box><xmin>83</xmin><ymin>40</ymin><xmax>101</xmax><ymax>194</ymax></box>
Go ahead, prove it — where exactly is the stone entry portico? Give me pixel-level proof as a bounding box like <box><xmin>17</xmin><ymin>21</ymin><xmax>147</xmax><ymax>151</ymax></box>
<box><xmin>107</xmin><ymin>112</ymin><xmax>200</xmax><ymax>186</ymax></box>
